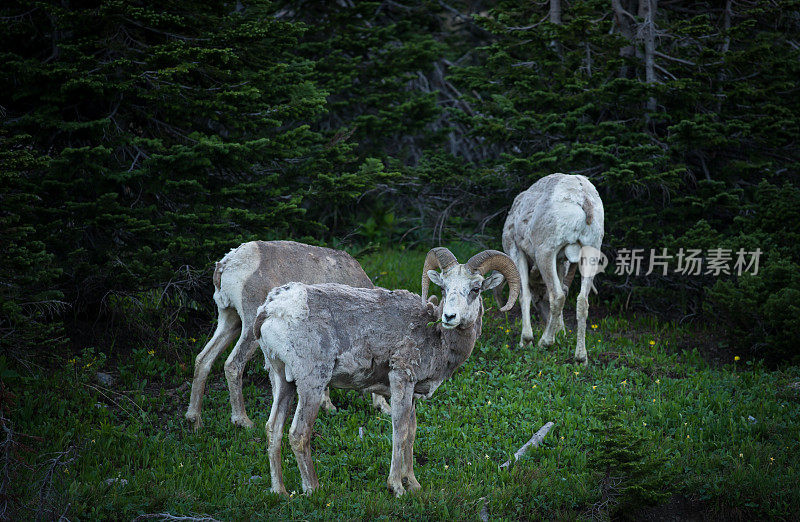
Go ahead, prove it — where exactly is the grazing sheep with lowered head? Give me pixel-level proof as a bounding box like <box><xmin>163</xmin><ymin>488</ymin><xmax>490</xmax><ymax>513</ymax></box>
<box><xmin>184</xmin><ymin>240</ymin><xmax>384</xmax><ymax>430</ymax></box>
<box><xmin>500</xmin><ymin>173</ymin><xmax>604</xmax><ymax>364</ymax></box>
<box><xmin>253</xmin><ymin>247</ymin><xmax>520</xmax><ymax>496</ymax></box>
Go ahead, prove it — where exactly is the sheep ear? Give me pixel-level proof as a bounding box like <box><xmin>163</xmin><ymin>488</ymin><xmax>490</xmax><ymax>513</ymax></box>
<box><xmin>482</xmin><ymin>272</ymin><xmax>505</xmax><ymax>291</ymax></box>
<box><xmin>427</xmin><ymin>270</ymin><xmax>444</xmax><ymax>287</ymax></box>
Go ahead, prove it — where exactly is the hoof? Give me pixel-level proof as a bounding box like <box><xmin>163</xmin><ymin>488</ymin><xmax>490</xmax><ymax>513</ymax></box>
<box><xmin>388</xmin><ymin>480</ymin><xmax>406</xmax><ymax>498</ymax></box>
<box><xmin>185</xmin><ymin>411</ymin><xmax>203</xmax><ymax>431</ymax></box>
<box><xmin>537</xmin><ymin>336</ymin><xmax>555</xmax><ymax>348</ymax></box>
<box><xmin>231</xmin><ymin>415</ymin><xmax>254</xmax><ymax>429</ymax></box>
<box><xmin>404</xmin><ymin>476</ymin><xmax>422</xmax><ymax>493</ymax></box>
<box><xmin>272</xmin><ymin>485</ymin><xmax>289</xmax><ymax>496</ymax></box>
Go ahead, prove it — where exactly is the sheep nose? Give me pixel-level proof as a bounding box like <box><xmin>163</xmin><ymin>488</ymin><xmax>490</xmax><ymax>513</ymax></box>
<box><xmin>444</xmin><ymin>313</ymin><xmax>457</xmax><ymax>322</ymax></box>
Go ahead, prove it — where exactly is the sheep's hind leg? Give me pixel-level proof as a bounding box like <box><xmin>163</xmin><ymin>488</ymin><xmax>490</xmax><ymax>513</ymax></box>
<box><xmin>574</xmin><ymin>274</ymin><xmax>593</xmax><ymax>366</ymax></box>
<box><xmin>554</xmin><ymin>260</ymin><xmax>574</xmax><ymax>335</ymax></box>
<box><xmin>223</xmin><ymin>325</ymin><xmax>258</xmax><ymax>428</ymax></box>
<box><xmin>537</xmin><ymin>251</ymin><xmax>566</xmax><ymax>347</ymax></box>
<box><xmin>320</xmin><ymin>388</ymin><xmax>337</xmax><ymax>412</ymax></box>
<box><xmin>289</xmin><ymin>388</ymin><xmax>324</xmax><ymax>495</ymax></box>
<box><xmin>371</xmin><ymin>393</ymin><xmax>392</xmax><ymax>415</ymax></box>
<box><xmin>266</xmin><ymin>363</ymin><xmax>294</xmax><ymax>495</ymax></box>
<box><xmin>185</xmin><ymin>308</ymin><xmax>241</xmax><ymax>430</ymax></box>
<box><xmin>509</xmin><ymin>246</ymin><xmax>534</xmax><ymax>346</ymax></box>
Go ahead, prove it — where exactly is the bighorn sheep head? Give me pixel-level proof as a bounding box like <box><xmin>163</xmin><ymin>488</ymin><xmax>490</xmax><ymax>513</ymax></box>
<box><xmin>421</xmin><ymin>247</ymin><xmax>521</xmax><ymax>329</ymax></box>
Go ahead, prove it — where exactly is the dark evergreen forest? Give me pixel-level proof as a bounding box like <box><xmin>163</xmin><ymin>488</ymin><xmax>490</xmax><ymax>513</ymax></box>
<box><xmin>2</xmin><ymin>0</ymin><xmax>799</xmax><ymax>360</ymax></box>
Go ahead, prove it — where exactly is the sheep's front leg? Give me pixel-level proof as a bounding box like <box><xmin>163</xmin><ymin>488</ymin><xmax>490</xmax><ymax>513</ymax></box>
<box><xmin>387</xmin><ymin>371</ymin><xmax>415</xmax><ymax>497</ymax></box>
<box><xmin>574</xmin><ymin>275</ymin><xmax>593</xmax><ymax>365</ymax></box>
<box><xmin>401</xmin><ymin>399</ymin><xmax>421</xmax><ymax>492</ymax></box>
<box><xmin>289</xmin><ymin>388</ymin><xmax>324</xmax><ymax>495</ymax></box>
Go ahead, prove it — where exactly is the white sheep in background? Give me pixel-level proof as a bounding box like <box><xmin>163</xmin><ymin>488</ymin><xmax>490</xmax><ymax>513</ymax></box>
<box><xmin>184</xmin><ymin>240</ymin><xmax>387</xmax><ymax>430</ymax></box>
<box><xmin>501</xmin><ymin>173</ymin><xmax>604</xmax><ymax>364</ymax></box>
<box><xmin>253</xmin><ymin>247</ymin><xmax>520</xmax><ymax>496</ymax></box>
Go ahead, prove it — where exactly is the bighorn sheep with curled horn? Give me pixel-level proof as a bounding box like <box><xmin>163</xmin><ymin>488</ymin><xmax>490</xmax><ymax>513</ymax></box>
<box><xmin>500</xmin><ymin>173</ymin><xmax>604</xmax><ymax>364</ymax></box>
<box><xmin>253</xmin><ymin>248</ymin><xmax>520</xmax><ymax>496</ymax></box>
<box><xmin>184</xmin><ymin>240</ymin><xmax>389</xmax><ymax>430</ymax></box>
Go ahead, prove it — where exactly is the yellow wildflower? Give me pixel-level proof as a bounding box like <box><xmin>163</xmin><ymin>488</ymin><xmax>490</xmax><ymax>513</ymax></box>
<box><xmin>148</xmin><ymin>349</ymin><xmax>155</xmax><ymax>356</ymax></box>
<box><xmin>649</xmin><ymin>340</ymin><xmax>656</xmax><ymax>346</ymax></box>
<box><xmin>739</xmin><ymin>453</ymin><xmax>743</xmax><ymax>458</ymax></box>
<box><xmin>734</xmin><ymin>355</ymin><xmax>740</xmax><ymax>361</ymax></box>
<box><xmin>655</xmin><ymin>379</ymin><xmax>660</xmax><ymax>384</ymax></box>
<box><xmin>592</xmin><ymin>385</ymin><xmax>597</xmax><ymax>390</ymax></box>
<box><xmin>591</xmin><ymin>324</ymin><xmax>598</xmax><ymax>329</ymax></box>
<box><xmin>444</xmin><ymin>464</ymin><xmax>449</xmax><ymax>470</ymax></box>
<box><xmin>621</xmin><ymin>380</ymin><xmax>627</xmax><ymax>385</ymax></box>
<box><xmin>573</xmin><ymin>371</ymin><xmax>579</xmax><ymax>376</ymax></box>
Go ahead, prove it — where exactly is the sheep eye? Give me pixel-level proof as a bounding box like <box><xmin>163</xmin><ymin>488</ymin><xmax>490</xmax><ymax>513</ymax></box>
<box><xmin>470</xmin><ymin>287</ymin><xmax>480</xmax><ymax>295</ymax></box>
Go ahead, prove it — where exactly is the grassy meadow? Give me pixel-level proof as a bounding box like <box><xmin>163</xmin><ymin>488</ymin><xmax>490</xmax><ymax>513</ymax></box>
<box><xmin>4</xmin><ymin>247</ymin><xmax>800</xmax><ymax>520</ymax></box>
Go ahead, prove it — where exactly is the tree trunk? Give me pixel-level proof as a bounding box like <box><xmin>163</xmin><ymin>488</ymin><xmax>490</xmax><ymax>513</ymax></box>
<box><xmin>639</xmin><ymin>0</ymin><xmax>658</xmax><ymax>111</ymax></box>
<box><xmin>611</xmin><ymin>0</ymin><xmax>636</xmax><ymax>77</ymax></box>
<box><xmin>550</xmin><ymin>0</ymin><xmax>563</xmax><ymax>57</ymax></box>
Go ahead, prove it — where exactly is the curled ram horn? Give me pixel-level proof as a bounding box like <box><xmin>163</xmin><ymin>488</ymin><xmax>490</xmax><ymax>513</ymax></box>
<box><xmin>420</xmin><ymin>247</ymin><xmax>458</xmax><ymax>304</ymax></box>
<box><xmin>466</xmin><ymin>250</ymin><xmax>521</xmax><ymax>312</ymax></box>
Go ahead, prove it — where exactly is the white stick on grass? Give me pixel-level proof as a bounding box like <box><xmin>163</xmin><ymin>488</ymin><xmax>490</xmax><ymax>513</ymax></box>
<box><xmin>499</xmin><ymin>422</ymin><xmax>554</xmax><ymax>469</ymax></box>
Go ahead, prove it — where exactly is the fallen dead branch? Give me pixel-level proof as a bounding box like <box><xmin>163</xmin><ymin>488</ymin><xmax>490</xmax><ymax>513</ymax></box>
<box><xmin>133</xmin><ymin>513</ymin><xmax>222</xmax><ymax>522</ymax></box>
<box><xmin>499</xmin><ymin>422</ymin><xmax>554</xmax><ymax>469</ymax></box>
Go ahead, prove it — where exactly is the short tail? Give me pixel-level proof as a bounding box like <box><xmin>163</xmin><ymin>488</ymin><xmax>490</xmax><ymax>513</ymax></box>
<box><xmin>212</xmin><ymin>261</ymin><xmax>223</xmax><ymax>290</ymax></box>
<box><xmin>581</xmin><ymin>195</ymin><xmax>594</xmax><ymax>225</ymax></box>
<box><xmin>253</xmin><ymin>308</ymin><xmax>267</xmax><ymax>340</ymax></box>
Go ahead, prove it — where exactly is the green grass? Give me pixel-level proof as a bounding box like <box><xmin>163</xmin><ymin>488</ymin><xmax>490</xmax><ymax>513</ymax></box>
<box><xmin>4</xmin><ymin>247</ymin><xmax>800</xmax><ymax>519</ymax></box>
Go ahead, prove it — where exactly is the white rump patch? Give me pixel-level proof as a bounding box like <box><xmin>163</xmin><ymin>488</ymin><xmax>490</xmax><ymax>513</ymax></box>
<box><xmin>264</xmin><ymin>283</ymin><xmax>310</xmax><ymax>321</ymax></box>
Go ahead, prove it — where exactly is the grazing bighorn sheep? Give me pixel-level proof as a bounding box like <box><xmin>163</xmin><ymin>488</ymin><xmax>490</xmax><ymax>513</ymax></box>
<box><xmin>184</xmin><ymin>240</ymin><xmax>386</xmax><ymax>430</ymax></box>
<box><xmin>253</xmin><ymin>248</ymin><xmax>520</xmax><ymax>496</ymax></box>
<box><xmin>501</xmin><ymin>173</ymin><xmax>604</xmax><ymax>364</ymax></box>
